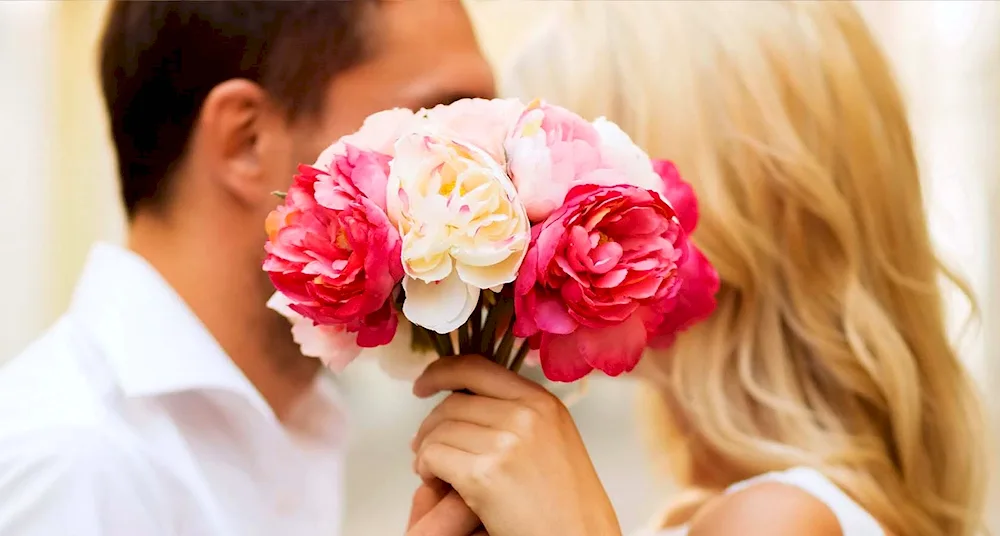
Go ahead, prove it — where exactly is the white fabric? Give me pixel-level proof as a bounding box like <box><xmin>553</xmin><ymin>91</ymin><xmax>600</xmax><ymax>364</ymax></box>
<box><xmin>638</xmin><ymin>467</ymin><xmax>884</xmax><ymax>536</ymax></box>
<box><xmin>0</xmin><ymin>243</ymin><xmax>348</xmax><ymax>536</ymax></box>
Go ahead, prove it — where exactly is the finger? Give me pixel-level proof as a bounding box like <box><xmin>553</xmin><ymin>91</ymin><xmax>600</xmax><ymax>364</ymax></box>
<box><xmin>413</xmin><ymin>354</ymin><xmax>543</xmax><ymax>400</ymax></box>
<box><xmin>415</xmin><ymin>442</ymin><xmax>477</xmax><ymax>489</ymax></box>
<box><xmin>415</xmin><ymin>422</ymin><xmax>510</xmax><ymax>482</ymax></box>
<box><xmin>412</xmin><ymin>393</ymin><xmax>522</xmax><ymax>452</ymax></box>
<box><xmin>407</xmin><ymin>480</ymin><xmax>449</xmax><ymax>530</ymax></box>
<box><xmin>406</xmin><ymin>490</ymin><xmax>480</xmax><ymax>536</ymax></box>
<box><xmin>419</xmin><ymin>420</ymin><xmax>510</xmax><ymax>456</ymax></box>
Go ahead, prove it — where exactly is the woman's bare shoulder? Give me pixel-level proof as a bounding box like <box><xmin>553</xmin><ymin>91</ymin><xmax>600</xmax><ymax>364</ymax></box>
<box><xmin>685</xmin><ymin>481</ymin><xmax>842</xmax><ymax>536</ymax></box>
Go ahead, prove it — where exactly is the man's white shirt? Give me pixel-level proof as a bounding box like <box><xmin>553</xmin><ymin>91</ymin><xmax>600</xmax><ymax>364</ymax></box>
<box><xmin>0</xmin><ymin>243</ymin><xmax>347</xmax><ymax>535</ymax></box>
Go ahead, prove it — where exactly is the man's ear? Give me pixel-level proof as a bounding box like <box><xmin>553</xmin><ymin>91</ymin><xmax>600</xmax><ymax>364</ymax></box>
<box><xmin>197</xmin><ymin>79</ymin><xmax>274</xmax><ymax>207</ymax></box>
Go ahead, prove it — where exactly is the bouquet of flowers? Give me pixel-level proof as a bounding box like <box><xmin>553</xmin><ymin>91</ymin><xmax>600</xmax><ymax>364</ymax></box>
<box><xmin>263</xmin><ymin>98</ymin><xmax>719</xmax><ymax>382</ymax></box>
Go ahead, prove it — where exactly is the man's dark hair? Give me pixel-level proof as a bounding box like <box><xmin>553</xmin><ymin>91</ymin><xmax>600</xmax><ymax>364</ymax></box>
<box><xmin>99</xmin><ymin>1</ymin><xmax>375</xmax><ymax>218</ymax></box>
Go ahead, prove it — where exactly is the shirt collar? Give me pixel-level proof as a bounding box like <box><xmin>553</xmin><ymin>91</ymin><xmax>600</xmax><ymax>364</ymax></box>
<box><xmin>68</xmin><ymin>242</ymin><xmax>272</xmax><ymax>416</ymax></box>
<box><xmin>69</xmin><ymin>242</ymin><xmax>349</xmax><ymax>443</ymax></box>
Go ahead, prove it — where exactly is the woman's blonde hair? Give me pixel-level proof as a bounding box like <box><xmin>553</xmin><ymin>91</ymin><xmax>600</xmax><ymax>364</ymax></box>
<box><xmin>505</xmin><ymin>2</ymin><xmax>988</xmax><ymax>535</ymax></box>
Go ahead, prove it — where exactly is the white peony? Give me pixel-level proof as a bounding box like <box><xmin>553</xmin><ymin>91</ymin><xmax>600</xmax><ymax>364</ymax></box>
<box><xmin>386</xmin><ymin>133</ymin><xmax>530</xmax><ymax>334</ymax></box>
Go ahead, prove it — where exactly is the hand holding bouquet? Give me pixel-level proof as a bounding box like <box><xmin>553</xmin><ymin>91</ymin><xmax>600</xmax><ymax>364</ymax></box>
<box><xmin>263</xmin><ymin>98</ymin><xmax>719</xmax><ymax>382</ymax></box>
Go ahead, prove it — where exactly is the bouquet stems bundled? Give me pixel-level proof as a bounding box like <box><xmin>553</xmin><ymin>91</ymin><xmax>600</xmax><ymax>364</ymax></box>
<box><xmin>407</xmin><ymin>289</ymin><xmax>531</xmax><ymax>372</ymax></box>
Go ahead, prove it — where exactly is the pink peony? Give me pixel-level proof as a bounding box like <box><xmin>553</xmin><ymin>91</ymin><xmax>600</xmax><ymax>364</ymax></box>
<box><xmin>648</xmin><ymin>159</ymin><xmax>720</xmax><ymax>346</ymax></box>
<box><xmin>590</xmin><ymin>118</ymin><xmax>667</xmax><ymax>196</ymax></box>
<box><xmin>316</xmin><ymin>108</ymin><xmax>416</xmax><ymax>162</ymax></box>
<box><xmin>263</xmin><ymin>147</ymin><xmax>404</xmax><ymax>349</ymax></box>
<box><xmin>424</xmin><ymin>98</ymin><xmax>525</xmax><ymax>164</ymax></box>
<box><xmin>647</xmin><ymin>239</ymin><xmax>719</xmax><ymax>348</ymax></box>
<box><xmin>504</xmin><ymin>101</ymin><xmax>605</xmax><ymax>222</ymax></box>
<box><xmin>267</xmin><ymin>293</ymin><xmax>361</xmax><ymax>371</ymax></box>
<box><xmin>513</xmin><ymin>183</ymin><xmax>685</xmax><ymax>382</ymax></box>
<box><xmin>652</xmin><ymin>159</ymin><xmax>698</xmax><ymax>232</ymax></box>
<box><xmin>505</xmin><ymin>101</ymin><xmax>667</xmax><ymax>222</ymax></box>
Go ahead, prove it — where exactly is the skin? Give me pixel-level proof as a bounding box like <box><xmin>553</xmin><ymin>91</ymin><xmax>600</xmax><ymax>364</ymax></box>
<box><xmin>410</xmin><ymin>356</ymin><xmax>620</xmax><ymax>536</ymax></box>
<box><xmin>409</xmin><ymin>356</ymin><xmax>859</xmax><ymax>536</ymax></box>
<box><xmin>124</xmin><ymin>1</ymin><xmax>492</xmax><ymax>533</ymax></box>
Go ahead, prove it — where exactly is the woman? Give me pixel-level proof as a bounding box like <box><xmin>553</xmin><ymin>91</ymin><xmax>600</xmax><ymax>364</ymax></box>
<box><xmin>410</xmin><ymin>2</ymin><xmax>988</xmax><ymax>535</ymax></box>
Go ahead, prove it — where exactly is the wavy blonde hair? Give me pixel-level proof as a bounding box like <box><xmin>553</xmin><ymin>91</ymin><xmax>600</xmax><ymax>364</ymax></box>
<box><xmin>504</xmin><ymin>2</ymin><xmax>988</xmax><ymax>535</ymax></box>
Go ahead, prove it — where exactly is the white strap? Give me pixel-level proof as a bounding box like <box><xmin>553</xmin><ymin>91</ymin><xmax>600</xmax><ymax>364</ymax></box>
<box><xmin>725</xmin><ymin>467</ymin><xmax>884</xmax><ymax>536</ymax></box>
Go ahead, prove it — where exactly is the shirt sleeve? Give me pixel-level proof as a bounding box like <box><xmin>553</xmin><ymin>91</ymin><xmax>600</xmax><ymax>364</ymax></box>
<box><xmin>0</xmin><ymin>426</ymin><xmax>172</xmax><ymax>536</ymax></box>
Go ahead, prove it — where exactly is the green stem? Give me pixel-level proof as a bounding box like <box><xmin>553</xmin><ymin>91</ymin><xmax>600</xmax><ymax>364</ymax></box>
<box><xmin>458</xmin><ymin>318</ymin><xmax>471</xmax><ymax>355</ymax></box>
<box><xmin>410</xmin><ymin>325</ymin><xmax>435</xmax><ymax>354</ymax></box>
<box><xmin>470</xmin><ymin>295</ymin><xmax>483</xmax><ymax>353</ymax></box>
<box><xmin>425</xmin><ymin>328</ymin><xmax>445</xmax><ymax>356</ymax></box>
<box><xmin>495</xmin><ymin>327</ymin><xmax>516</xmax><ymax>366</ymax></box>
<box><xmin>479</xmin><ymin>299</ymin><xmax>512</xmax><ymax>357</ymax></box>
<box><xmin>509</xmin><ymin>340</ymin><xmax>532</xmax><ymax>373</ymax></box>
<box><xmin>436</xmin><ymin>332</ymin><xmax>454</xmax><ymax>356</ymax></box>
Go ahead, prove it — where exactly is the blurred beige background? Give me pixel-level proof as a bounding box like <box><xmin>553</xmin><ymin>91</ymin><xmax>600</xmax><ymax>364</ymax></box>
<box><xmin>0</xmin><ymin>1</ymin><xmax>997</xmax><ymax>534</ymax></box>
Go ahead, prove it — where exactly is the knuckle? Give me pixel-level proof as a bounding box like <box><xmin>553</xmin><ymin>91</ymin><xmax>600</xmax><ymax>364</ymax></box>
<box><xmin>422</xmin><ymin>425</ymin><xmax>442</xmax><ymax>444</ymax></box>
<box><xmin>531</xmin><ymin>391</ymin><xmax>564</xmax><ymax>417</ymax></box>
<box><xmin>509</xmin><ymin>406</ymin><xmax>537</xmax><ymax>433</ymax></box>
<box><xmin>469</xmin><ymin>454</ymin><xmax>502</xmax><ymax>491</ymax></box>
<box><xmin>416</xmin><ymin>438</ymin><xmax>438</xmax><ymax>460</ymax></box>
<box><xmin>494</xmin><ymin>430</ymin><xmax>520</xmax><ymax>454</ymax></box>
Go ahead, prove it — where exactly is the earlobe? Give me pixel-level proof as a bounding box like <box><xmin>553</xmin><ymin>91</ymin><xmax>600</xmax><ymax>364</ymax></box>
<box><xmin>198</xmin><ymin>79</ymin><xmax>271</xmax><ymax>206</ymax></box>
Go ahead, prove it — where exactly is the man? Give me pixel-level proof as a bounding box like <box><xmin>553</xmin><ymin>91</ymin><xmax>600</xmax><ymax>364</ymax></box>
<box><xmin>0</xmin><ymin>1</ymin><xmax>492</xmax><ymax>534</ymax></box>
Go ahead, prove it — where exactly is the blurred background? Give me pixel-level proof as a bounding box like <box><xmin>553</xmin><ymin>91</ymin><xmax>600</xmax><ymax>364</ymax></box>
<box><xmin>0</xmin><ymin>1</ymin><xmax>997</xmax><ymax>534</ymax></box>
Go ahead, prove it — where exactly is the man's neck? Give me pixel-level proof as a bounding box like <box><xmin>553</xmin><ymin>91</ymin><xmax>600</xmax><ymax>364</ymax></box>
<box><xmin>128</xmin><ymin>210</ymin><xmax>322</xmax><ymax>420</ymax></box>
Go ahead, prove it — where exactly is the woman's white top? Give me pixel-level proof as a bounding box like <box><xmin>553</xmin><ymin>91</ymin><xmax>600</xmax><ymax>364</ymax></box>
<box><xmin>637</xmin><ymin>467</ymin><xmax>884</xmax><ymax>536</ymax></box>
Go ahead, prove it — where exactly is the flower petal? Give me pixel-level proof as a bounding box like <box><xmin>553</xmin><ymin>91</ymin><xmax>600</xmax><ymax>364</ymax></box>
<box><xmin>270</xmin><ymin>292</ymin><xmax>362</xmax><ymax>371</ymax></box>
<box><xmin>456</xmin><ymin>248</ymin><xmax>524</xmax><ymax>290</ymax></box>
<box><xmin>402</xmin><ymin>270</ymin><xmax>479</xmax><ymax>334</ymax></box>
<box><xmin>266</xmin><ymin>292</ymin><xmax>298</xmax><ymax>319</ymax></box>
<box><xmin>355</xmin><ymin>302</ymin><xmax>399</xmax><ymax>347</ymax></box>
<box><xmin>576</xmin><ymin>315</ymin><xmax>647</xmax><ymax>377</ymax></box>
<box><xmin>533</xmin><ymin>293</ymin><xmax>579</xmax><ymax>335</ymax></box>
<box><xmin>291</xmin><ymin>321</ymin><xmax>361</xmax><ymax>372</ymax></box>
<box><xmin>652</xmin><ymin>159</ymin><xmax>698</xmax><ymax>232</ymax></box>
<box><xmin>371</xmin><ymin>321</ymin><xmax>440</xmax><ymax>380</ymax></box>
<box><xmin>592</xmin><ymin>117</ymin><xmax>664</xmax><ymax>196</ymax></box>
<box><xmin>538</xmin><ymin>332</ymin><xmax>595</xmax><ymax>382</ymax></box>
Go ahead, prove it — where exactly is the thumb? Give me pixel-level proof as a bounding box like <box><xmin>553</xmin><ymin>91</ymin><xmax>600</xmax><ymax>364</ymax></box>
<box><xmin>406</xmin><ymin>490</ymin><xmax>480</xmax><ymax>536</ymax></box>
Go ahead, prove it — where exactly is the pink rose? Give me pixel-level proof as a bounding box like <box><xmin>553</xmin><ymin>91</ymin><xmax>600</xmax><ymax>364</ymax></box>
<box><xmin>648</xmin><ymin>160</ymin><xmax>720</xmax><ymax>346</ymax></box>
<box><xmin>513</xmin><ymin>184</ymin><xmax>685</xmax><ymax>382</ymax></box>
<box><xmin>263</xmin><ymin>147</ymin><xmax>403</xmax><ymax>348</ymax></box>
<box><xmin>424</xmin><ymin>98</ymin><xmax>525</xmax><ymax>164</ymax></box>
